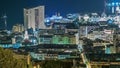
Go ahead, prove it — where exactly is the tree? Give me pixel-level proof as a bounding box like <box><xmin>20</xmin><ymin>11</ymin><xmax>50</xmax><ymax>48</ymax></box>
<box><xmin>0</xmin><ymin>48</ymin><xmax>27</xmax><ymax>68</ymax></box>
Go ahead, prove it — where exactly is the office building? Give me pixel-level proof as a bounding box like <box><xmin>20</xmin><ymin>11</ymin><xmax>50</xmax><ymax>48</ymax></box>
<box><xmin>24</xmin><ymin>6</ymin><xmax>45</xmax><ymax>31</ymax></box>
<box><xmin>106</xmin><ymin>0</ymin><xmax>120</xmax><ymax>13</ymax></box>
<box><xmin>12</xmin><ymin>24</ymin><xmax>24</xmax><ymax>33</ymax></box>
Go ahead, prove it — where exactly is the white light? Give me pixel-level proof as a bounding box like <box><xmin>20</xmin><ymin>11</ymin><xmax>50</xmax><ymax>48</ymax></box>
<box><xmin>112</xmin><ymin>2</ymin><xmax>115</xmax><ymax>6</ymax></box>
<box><xmin>119</xmin><ymin>25</ymin><xmax>120</xmax><ymax>28</ymax></box>
<box><xmin>116</xmin><ymin>6</ymin><xmax>120</xmax><ymax>12</ymax></box>
<box><xmin>108</xmin><ymin>3</ymin><xmax>111</xmax><ymax>6</ymax></box>
<box><xmin>46</xmin><ymin>19</ymin><xmax>50</xmax><ymax>22</ymax></box>
<box><xmin>33</xmin><ymin>39</ymin><xmax>36</xmax><ymax>43</ymax></box>
<box><xmin>116</xmin><ymin>2</ymin><xmax>119</xmax><ymax>6</ymax></box>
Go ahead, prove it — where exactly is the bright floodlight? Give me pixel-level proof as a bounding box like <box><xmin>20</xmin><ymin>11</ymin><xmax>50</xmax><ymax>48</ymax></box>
<box><xmin>46</xmin><ymin>19</ymin><xmax>50</xmax><ymax>22</ymax></box>
<box><xmin>108</xmin><ymin>3</ymin><xmax>111</xmax><ymax>6</ymax></box>
<box><xmin>116</xmin><ymin>2</ymin><xmax>119</xmax><ymax>6</ymax></box>
<box><xmin>112</xmin><ymin>2</ymin><xmax>115</xmax><ymax>6</ymax></box>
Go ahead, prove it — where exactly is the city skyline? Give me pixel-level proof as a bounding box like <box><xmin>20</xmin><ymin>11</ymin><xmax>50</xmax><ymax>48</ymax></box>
<box><xmin>0</xmin><ymin>0</ymin><xmax>104</xmax><ymax>29</ymax></box>
<box><xmin>0</xmin><ymin>0</ymin><xmax>120</xmax><ymax>68</ymax></box>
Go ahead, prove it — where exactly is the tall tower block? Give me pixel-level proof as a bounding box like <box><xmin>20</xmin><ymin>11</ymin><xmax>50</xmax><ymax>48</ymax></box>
<box><xmin>24</xmin><ymin>6</ymin><xmax>45</xmax><ymax>31</ymax></box>
<box><xmin>106</xmin><ymin>0</ymin><xmax>120</xmax><ymax>14</ymax></box>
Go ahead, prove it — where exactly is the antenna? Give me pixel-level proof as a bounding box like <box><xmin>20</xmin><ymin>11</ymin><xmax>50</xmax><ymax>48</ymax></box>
<box><xmin>3</xmin><ymin>13</ymin><xmax>7</xmax><ymax>29</ymax></box>
<box><xmin>104</xmin><ymin>0</ymin><xmax>107</xmax><ymax>13</ymax></box>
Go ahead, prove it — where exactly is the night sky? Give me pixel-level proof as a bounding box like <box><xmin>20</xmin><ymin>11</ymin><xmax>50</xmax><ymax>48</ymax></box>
<box><xmin>0</xmin><ymin>0</ymin><xmax>104</xmax><ymax>29</ymax></box>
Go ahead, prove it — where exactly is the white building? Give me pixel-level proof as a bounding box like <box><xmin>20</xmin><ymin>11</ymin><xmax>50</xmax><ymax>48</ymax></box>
<box><xmin>24</xmin><ymin>6</ymin><xmax>45</xmax><ymax>31</ymax></box>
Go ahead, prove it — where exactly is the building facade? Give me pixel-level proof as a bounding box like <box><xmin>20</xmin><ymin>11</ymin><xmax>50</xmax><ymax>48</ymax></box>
<box><xmin>12</xmin><ymin>24</ymin><xmax>24</xmax><ymax>33</ymax></box>
<box><xmin>24</xmin><ymin>6</ymin><xmax>45</xmax><ymax>31</ymax></box>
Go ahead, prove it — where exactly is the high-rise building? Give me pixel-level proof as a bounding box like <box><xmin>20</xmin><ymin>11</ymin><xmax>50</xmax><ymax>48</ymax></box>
<box><xmin>24</xmin><ymin>6</ymin><xmax>45</xmax><ymax>31</ymax></box>
<box><xmin>106</xmin><ymin>0</ymin><xmax>120</xmax><ymax>13</ymax></box>
<box><xmin>12</xmin><ymin>24</ymin><xmax>24</xmax><ymax>33</ymax></box>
